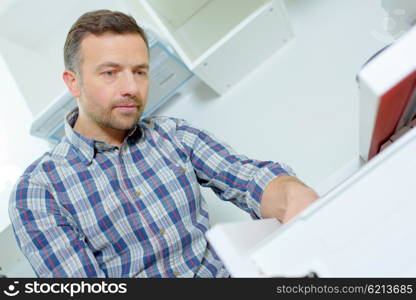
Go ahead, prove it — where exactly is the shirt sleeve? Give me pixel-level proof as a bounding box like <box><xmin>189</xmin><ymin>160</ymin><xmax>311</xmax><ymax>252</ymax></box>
<box><xmin>174</xmin><ymin>118</ymin><xmax>296</xmax><ymax>219</ymax></box>
<box><xmin>8</xmin><ymin>176</ymin><xmax>106</xmax><ymax>278</ymax></box>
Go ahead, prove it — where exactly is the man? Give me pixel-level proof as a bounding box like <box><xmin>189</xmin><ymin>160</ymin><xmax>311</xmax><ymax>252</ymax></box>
<box><xmin>9</xmin><ymin>10</ymin><xmax>318</xmax><ymax>278</ymax></box>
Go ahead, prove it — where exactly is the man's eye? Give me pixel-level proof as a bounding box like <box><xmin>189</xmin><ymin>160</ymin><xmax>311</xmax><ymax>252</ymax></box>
<box><xmin>137</xmin><ymin>71</ymin><xmax>147</xmax><ymax>76</ymax></box>
<box><xmin>103</xmin><ymin>71</ymin><xmax>114</xmax><ymax>76</ymax></box>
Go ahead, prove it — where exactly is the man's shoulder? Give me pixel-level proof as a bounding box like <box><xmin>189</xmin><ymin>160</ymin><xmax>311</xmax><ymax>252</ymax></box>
<box><xmin>141</xmin><ymin>115</ymin><xmax>198</xmax><ymax>134</ymax></box>
<box><xmin>19</xmin><ymin>139</ymin><xmax>73</xmax><ymax>184</ymax></box>
<box><xmin>141</xmin><ymin>115</ymin><xmax>184</xmax><ymax>129</ymax></box>
<box><xmin>141</xmin><ymin>115</ymin><xmax>191</xmax><ymax>137</ymax></box>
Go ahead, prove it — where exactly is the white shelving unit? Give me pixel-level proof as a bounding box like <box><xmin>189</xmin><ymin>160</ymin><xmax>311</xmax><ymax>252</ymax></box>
<box><xmin>130</xmin><ymin>0</ymin><xmax>293</xmax><ymax>94</ymax></box>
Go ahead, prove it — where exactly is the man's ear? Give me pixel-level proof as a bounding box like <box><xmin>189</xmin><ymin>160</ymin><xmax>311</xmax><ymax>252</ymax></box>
<box><xmin>63</xmin><ymin>70</ymin><xmax>81</xmax><ymax>98</ymax></box>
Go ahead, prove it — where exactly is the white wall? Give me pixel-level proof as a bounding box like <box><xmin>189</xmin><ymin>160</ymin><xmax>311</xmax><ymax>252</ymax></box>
<box><xmin>0</xmin><ymin>0</ymin><xmax>392</xmax><ymax>276</ymax></box>
<box><xmin>0</xmin><ymin>53</ymin><xmax>48</xmax><ymax>277</ymax></box>
<box><xmin>0</xmin><ymin>55</ymin><xmax>49</xmax><ymax>233</ymax></box>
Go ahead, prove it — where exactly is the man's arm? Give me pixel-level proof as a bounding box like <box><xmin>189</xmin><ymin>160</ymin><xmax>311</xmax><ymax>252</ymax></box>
<box><xmin>173</xmin><ymin>118</ymin><xmax>312</xmax><ymax>219</ymax></box>
<box><xmin>260</xmin><ymin>175</ymin><xmax>319</xmax><ymax>223</ymax></box>
<box><xmin>9</xmin><ymin>177</ymin><xmax>106</xmax><ymax>277</ymax></box>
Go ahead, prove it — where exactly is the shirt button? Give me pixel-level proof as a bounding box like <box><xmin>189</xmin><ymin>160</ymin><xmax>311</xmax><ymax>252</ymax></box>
<box><xmin>135</xmin><ymin>190</ymin><xmax>141</xmax><ymax>196</ymax></box>
<box><xmin>173</xmin><ymin>271</ymin><xmax>180</xmax><ymax>276</ymax></box>
<box><xmin>159</xmin><ymin>229</ymin><xmax>166</xmax><ymax>235</ymax></box>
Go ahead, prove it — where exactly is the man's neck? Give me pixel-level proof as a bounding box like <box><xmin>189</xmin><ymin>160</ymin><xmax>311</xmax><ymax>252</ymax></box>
<box><xmin>73</xmin><ymin>116</ymin><xmax>127</xmax><ymax>148</ymax></box>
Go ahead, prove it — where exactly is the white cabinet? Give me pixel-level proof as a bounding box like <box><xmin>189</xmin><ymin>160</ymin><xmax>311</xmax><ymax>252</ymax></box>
<box><xmin>129</xmin><ymin>0</ymin><xmax>293</xmax><ymax>94</ymax></box>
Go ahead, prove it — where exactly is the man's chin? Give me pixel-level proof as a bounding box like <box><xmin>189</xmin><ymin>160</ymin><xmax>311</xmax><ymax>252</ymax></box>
<box><xmin>111</xmin><ymin>116</ymin><xmax>142</xmax><ymax>131</ymax></box>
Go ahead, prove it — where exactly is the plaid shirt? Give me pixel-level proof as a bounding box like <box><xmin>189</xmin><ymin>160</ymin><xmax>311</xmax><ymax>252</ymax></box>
<box><xmin>9</xmin><ymin>108</ymin><xmax>292</xmax><ymax>278</ymax></box>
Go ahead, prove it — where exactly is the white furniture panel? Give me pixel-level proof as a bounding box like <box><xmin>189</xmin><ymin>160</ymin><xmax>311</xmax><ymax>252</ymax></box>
<box><xmin>135</xmin><ymin>0</ymin><xmax>293</xmax><ymax>94</ymax></box>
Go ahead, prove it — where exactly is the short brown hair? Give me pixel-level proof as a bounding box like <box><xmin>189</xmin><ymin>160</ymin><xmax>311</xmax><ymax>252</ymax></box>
<box><xmin>64</xmin><ymin>9</ymin><xmax>148</xmax><ymax>73</ymax></box>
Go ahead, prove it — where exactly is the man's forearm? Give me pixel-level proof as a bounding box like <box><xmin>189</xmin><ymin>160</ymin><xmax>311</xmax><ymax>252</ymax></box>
<box><xmin>260</xmin><ymin>175</ymin><xmax>319</xmax><ymax>223</ymax></box>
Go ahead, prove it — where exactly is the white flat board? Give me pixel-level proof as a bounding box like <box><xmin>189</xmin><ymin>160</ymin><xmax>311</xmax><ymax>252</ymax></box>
<box><xmin>205</xmin><ymin>218</ymin><xmax>281</xmax><ymax>277</ymax></box>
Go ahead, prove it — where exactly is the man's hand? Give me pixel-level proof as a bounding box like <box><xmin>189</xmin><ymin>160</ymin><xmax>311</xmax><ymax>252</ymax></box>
<box><xmin>260</xmin><ymin>175</ymin><xmax>319</xmax><ymax>224</ymax></box>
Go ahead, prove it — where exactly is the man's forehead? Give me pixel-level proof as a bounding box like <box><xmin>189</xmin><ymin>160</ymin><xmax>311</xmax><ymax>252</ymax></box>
<box><xmin>95</xmin><ymin>61</ymin><xmax>149</xmax><ymax>70</ymax></box>
<box><xmin>80</xmin><ymin>31</ymin><xmax>147</xmax><ymax>48</ymax></box>
<box><xmin>79</xmin><ymin>32</ymin><xmax>149</xmax><ymax>65</ymax></box>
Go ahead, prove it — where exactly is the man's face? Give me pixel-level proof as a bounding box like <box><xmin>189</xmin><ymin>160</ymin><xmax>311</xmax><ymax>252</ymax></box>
<box><xmin>75</xmin><ymin>32</ymin><xmax>149</xmax><ymax>132</ymax></box>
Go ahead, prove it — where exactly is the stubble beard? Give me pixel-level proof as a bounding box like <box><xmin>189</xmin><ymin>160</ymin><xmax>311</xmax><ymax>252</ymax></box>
<box><xmin>91</xmin><ymin>101</ymin><xmax>144</xmax><ymax>131</ymax></box>
<box><xmin>79</xmin><ymin>81</ymin><xmax>145</xmax><ymax>131</ymax></box>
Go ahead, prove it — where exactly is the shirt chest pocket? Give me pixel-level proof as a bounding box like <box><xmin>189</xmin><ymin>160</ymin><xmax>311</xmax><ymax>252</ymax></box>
<box><xmin>153</xmin><ymin>154</ymin><xmax>198</xmax><ymax>195</ymax></box>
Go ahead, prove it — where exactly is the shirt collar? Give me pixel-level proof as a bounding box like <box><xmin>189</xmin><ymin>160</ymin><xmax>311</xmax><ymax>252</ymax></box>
<box><xmin>64</xmin><ymin>107</ymin><xmax>143</xmax><ymax>165</ymax></box>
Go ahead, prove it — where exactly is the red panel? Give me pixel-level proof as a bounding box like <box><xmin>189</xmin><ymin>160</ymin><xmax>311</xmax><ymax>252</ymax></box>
<box><xmin>368</xmin><ymin>71</ymin><xmax>416</xmax><ymax>160</ymax></box>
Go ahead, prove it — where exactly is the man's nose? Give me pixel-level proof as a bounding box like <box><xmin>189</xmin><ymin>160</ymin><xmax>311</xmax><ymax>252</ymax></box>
<box><xmin>120</xmin><ymin>71</ymin><xmax>140</xmax><ymax>97</ymax></box>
